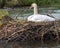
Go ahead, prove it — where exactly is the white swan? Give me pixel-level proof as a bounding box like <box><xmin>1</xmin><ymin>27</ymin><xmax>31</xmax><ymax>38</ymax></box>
<box><xmin>27</xmin><ymin>3</ymin><xmax>55</xmax><ymax>22</ymax></box>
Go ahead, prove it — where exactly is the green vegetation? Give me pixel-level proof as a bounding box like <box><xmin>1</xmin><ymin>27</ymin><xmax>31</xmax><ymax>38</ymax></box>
<box><xmin>18</xmin><ymin>0</ymin><xmax>34</xmax><ymax>6</ymax></box>
<box><xmin>36</xmin><ymin>0</ymin><xmax>60</xmax><ymax>7</ymax></box>
<box><xmin>0</xmin><ymin>0</ymin><xmax>3</xmax><ymax>8</ymax></box>
<box><xmin>0</xmin><ymin>0</ymin><xmax>60</xmax><ymax>8</ymax></box>
<box><xmin>5</xmin><ymin>0</ymin><xmax>17</xmax><ymax>7</ymax></box>
<box><xmin>0</xmin><ymin>10</ymin><xmax>9</xmax><ymax>19</ymax></box>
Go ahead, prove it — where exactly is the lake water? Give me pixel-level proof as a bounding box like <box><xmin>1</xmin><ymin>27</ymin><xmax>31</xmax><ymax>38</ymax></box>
<box><xmin>8</xmin><ymin>7</ymin><xmax>60</xmax><ymax>20</ymax></box>
<box><xmin>0</xmin><ymin>7</ymin><xmax>60</xmax><ymax>48</ymax></box>
<box><xmin>0</xmin><ymin>41</ymin><xmax>60</xmax><ymax>48</ymax></box>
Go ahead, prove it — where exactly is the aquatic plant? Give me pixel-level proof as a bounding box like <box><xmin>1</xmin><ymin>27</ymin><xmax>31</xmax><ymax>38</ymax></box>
<box><xmin>0</xmin><ymin>10</ymin><xmax>9</xmax><ymax>19</ymax></box>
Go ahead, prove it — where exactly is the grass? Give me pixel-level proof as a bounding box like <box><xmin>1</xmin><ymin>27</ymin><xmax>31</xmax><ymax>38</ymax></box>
<box><xmin>0</xmin><ymin>10</ymin><xmax>9</xmax><ymax>19</ymax></box>
<box><xmin>0</xmin><ymin>10</ymin><xmax>9</xmax><ymax>27</ymax></box>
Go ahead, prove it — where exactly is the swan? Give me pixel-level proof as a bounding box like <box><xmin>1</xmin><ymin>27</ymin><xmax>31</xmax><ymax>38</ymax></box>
<box><xmin>27</xmin><ymin>3</ymin><xmax>55</xmax><ymax>22</ymax></box>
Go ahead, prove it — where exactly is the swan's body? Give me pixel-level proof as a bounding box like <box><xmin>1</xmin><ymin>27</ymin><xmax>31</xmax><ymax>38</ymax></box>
<box><xmin>27</xmin><ymin>3</ymin><xmax>55</xmax><ymax>22</ymax></box>
<box><xmin>28</xmin><ymin>14</ymin><xmax>55</xmax><ymax>22</ymax></box>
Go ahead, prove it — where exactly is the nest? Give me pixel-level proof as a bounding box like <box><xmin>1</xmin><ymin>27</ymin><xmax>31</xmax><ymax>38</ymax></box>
<box><xmin>0</xmin><ymin>21</ymin><xmax>59</xmax><ymax>41</ymax></box>
<box><xmin>0</xmin><ymin>16</ymin><xmax>59</xmax><ymax>42</ymax></box>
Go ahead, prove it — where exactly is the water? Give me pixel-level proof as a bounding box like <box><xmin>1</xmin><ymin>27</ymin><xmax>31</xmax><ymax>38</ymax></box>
<box><xmin>8</xmin><ymin>7</ymin><xmax>60</xmax><ymax>20</ymax></box>
<box><xmin>0</xmin><ymin>41</ymin><xmax>60</xmax><ymax>48</ymax></box>
<box><xmin>1</xmin><ymin>7</ymin><xmax>60</xmax><ymax>48</ymax></box>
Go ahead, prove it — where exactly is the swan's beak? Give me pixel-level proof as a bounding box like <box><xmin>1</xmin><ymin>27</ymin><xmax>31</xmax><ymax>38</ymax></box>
<box><xmin>30</xmin><ymin>6</ymin><xmax>33</xmax><ymax>9</ymax></box>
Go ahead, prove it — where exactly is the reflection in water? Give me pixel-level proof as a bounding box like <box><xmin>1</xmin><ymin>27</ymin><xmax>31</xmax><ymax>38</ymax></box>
<box><xmin>0</xmin><ymin>41</ymin><xmax>60</xmax><ymax>48</ymax></box>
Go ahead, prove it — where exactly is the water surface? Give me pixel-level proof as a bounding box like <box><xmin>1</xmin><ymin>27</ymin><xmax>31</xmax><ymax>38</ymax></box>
<box><xmin>8</xmin><ymin>7</ymin><xmax>60</xmax><ymax>20</ymax></box>
<box><xmin>0</xmin><ymin>41</ymin><xmax>60</xmax><ymax>48</ymax></box>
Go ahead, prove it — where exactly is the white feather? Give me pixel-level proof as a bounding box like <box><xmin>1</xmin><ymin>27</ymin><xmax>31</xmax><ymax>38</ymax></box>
<box><xmin>27</xmin><ymin>3</ymin><xmax>55</xmax><ymax>22</ymax></box>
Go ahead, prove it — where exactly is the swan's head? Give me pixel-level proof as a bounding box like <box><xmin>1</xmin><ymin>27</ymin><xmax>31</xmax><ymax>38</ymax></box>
<box><xmin>30</xmin><ymin>3</ymin><xmax>37</xmax><ymax>9</ymax></box>
<box><xmin>30</xmin><ymin>3</ymin><xmax>38</xmax><ymax>15</ymax></box>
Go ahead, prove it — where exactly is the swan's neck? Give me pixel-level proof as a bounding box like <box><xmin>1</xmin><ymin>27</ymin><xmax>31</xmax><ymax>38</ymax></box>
<box><xmin>34</xmin><ymin>6</ymin><xmax>38</xmax><ymax>15</ymax></box>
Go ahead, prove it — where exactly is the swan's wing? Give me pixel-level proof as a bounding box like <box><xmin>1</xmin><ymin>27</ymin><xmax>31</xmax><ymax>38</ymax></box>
<box><xmin>38</xmin><ymin>15</ymin><xmax>55</xmax><ymax>21</ymax></box>
<box><xmin>27</xmin><ymin>14</ymin><xmax>55</xmax><ymax>22</ymax></box>
<box><xmin>27</xmin><ymin>15</ymin><xmax>35</xmax><ymax>21</ymax></box>
<box><xmin>43</xmin><ymin>15</ymin><xmax>55</xmax><ymax>21</ymax></box>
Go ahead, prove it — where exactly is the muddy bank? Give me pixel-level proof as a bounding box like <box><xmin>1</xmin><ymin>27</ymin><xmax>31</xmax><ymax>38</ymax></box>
<box><xmin>0</xmin><ymin>16</ymin><xmax>60</xmax><ymax>42</ymax></box>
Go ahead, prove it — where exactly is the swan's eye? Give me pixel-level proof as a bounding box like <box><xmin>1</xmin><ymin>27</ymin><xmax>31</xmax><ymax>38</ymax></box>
<box><xmin>30</xmin><ymin>6</ymin><xmax>34</xmax><ymax>9</ymax></box>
